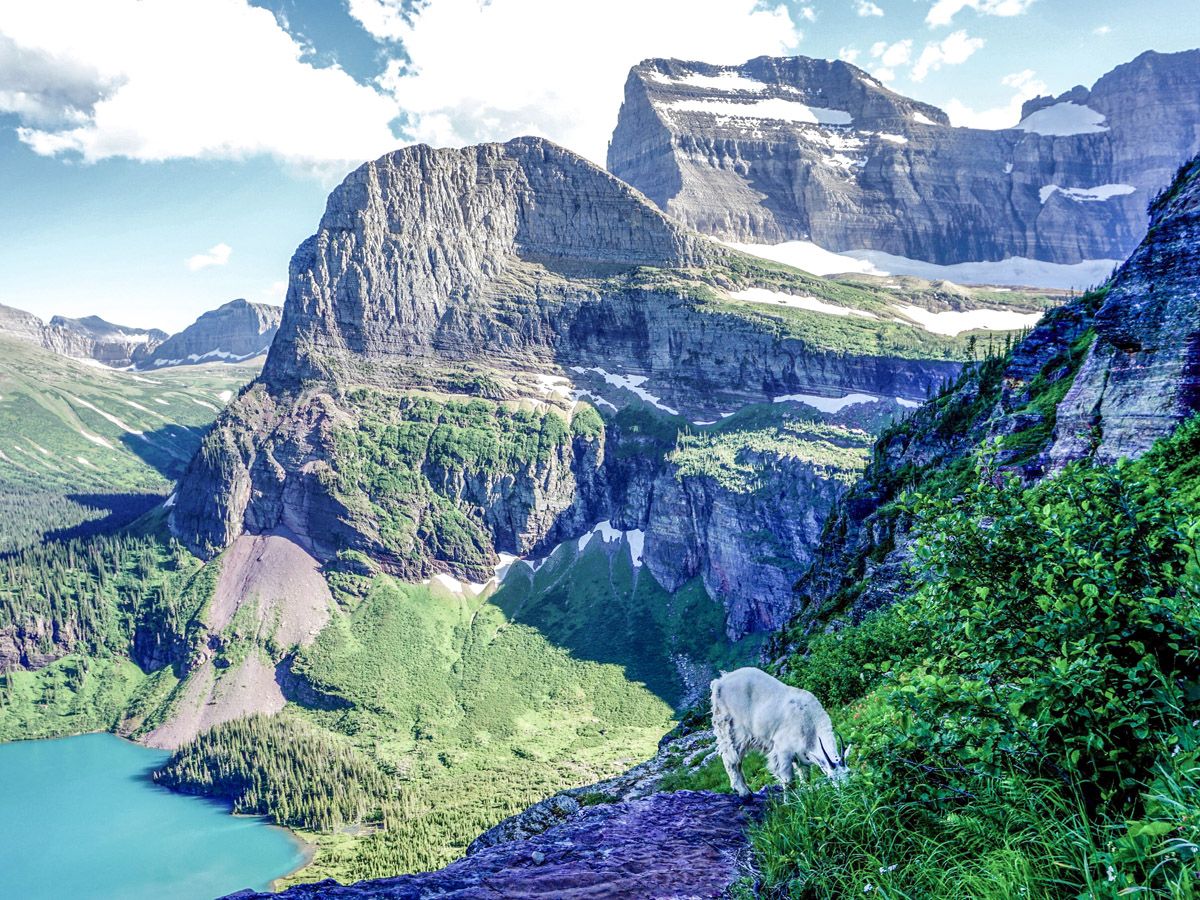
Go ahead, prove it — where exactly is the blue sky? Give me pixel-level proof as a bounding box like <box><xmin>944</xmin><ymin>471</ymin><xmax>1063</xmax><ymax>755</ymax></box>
<box><xmin>0</xmin><ymin>0</ymin><xmax>1196</xmax><ymax>332</ymax></box>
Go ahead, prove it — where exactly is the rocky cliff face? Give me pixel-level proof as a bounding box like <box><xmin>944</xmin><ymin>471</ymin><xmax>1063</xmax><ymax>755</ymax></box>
<box><xmin>0</xmin><ymin>304</ymin><xmax>168</xmax><ymax>367</ymax></box>
<box><xmin>1050</xmin><ymin>156</ymin><xmax>1200</xmax><ymax>466</ymax></box>
<box><xmin>171</xmin><ymin>137</ymin><xmax>1045</xmax><ymax>639</ymax></box>
<box><xmin>608</xmin><ymin>50</ymin><xmax>1200</xmax><ymax>272</ymax></box>
<box><xmin>143</xmin><ymin>299</ymin><xmax>281</xmax><ymax>369</ymax></box>
<box><xmin>782</xmin><ymin>152</ymin><xmax>1200</xmax><ymax>637</ymax></box>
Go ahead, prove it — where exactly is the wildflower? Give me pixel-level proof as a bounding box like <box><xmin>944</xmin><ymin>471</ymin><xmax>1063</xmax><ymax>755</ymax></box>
<box><xmin>1106</xmin><ymin>866</ymin><xmax>1116</xmax><ymax>883</ymax></box>
<box><xmin>879</xmin><ymin>864</ymin><xmax>897</xmax><ymax>874</ymax></box>
<box><xmin>864</xmin><ymin>883</ymin><xmax>874</xmax><ymax>893</ymax></box>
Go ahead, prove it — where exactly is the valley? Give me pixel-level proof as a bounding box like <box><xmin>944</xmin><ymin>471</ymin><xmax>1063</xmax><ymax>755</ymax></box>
<box><xmin>0</xmin><ymin>20</ymin><xmax>1198</xmax><ymax>900</ymax></box>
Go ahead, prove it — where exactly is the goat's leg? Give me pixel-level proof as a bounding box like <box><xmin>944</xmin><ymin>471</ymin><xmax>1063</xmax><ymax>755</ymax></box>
<box><xmin>721</xmin><ymin>749</ymin><xmax>751</xmax><ymax>798</ymax></box>
<box><xmin>712</xmin><ymin>707</ymin><xmax>752</xmax><ymax>798</ymax></box>
<box><xmin>768</xmin><ymin>749</ymin><xmax>795</xmax><ymax>789</ymax></box>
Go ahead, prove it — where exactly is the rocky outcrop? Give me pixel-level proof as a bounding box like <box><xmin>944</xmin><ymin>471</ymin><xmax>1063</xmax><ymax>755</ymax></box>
<box><xmin>781</xmin><ymin>153</ymin><xmax>1200</xmax><ymax>638</ymax></box>
<box><xmin>608</xmin><ymin>50</ymin><xmax>1200</xmax><ymax>270</ymax></box>
<box><xmin>224</xmin><ymin>789</ymin><xmax>761</xmax><ymax>900</ymax></box>
<box><xmin>1050</xmin><ymin>156</ymin><xmax>1200</xmax><ymax>466</ymax></box>
<box><xmin>142</xmin><ymin>299</ymin><xmax>281</xmax><ymax>369</ymax></box>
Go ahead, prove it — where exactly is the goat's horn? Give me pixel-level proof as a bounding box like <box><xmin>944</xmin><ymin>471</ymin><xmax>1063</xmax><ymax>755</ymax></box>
<box><xmin>818</xmin><ymin>737</ymin><xmax>836</xmax><ymax>768</ymax></box>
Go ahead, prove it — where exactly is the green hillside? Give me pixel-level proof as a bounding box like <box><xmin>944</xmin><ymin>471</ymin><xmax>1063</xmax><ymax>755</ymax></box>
<box><xmin>0</xmin><ymin>335</ymin><xmax>260</xmax><ymax>550</ymax></box>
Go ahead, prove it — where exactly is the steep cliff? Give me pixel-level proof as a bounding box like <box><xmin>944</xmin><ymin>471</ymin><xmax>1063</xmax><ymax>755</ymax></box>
<box><xmin>172</xmin><ymin>137</ymin><xmax>1048</xmax><ymax>642</ymax></box>
<box><xmin>783</xmin><ymin>151</ymin><xmax>1200</xmax><ymax>636</ymax></box>
<box><xmin>143</xmin><ymin>299</ymin><xmax>281</xmax><ymax>369</ymax></box>
<box><xmin>608</xmin><ymin>50</ymin><xmax>1200</xmax><ymax>278</ymax></box>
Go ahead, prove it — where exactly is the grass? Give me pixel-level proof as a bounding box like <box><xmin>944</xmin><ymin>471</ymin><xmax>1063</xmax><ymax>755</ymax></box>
<box><xmin>0</xmin><ymin>655</ymin><xmax>148</xmax><ymax>741</ymax></box>
<box><xmin>0</xmin><ymin>334</ymin><xmax>259</xmax><ymax>550</ymax></box>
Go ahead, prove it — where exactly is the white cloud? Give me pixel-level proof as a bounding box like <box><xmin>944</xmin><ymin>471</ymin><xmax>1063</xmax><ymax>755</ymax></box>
<box><xmin>799</xmin><ymin>5</ymin><xmax>818</xmax><ymax>22</ymax></box>
<box><xmin>856</xmin><ymin>0</ymin><xmax>885</xmax><ymax>16</ymax></box>
<box><xmin>356</xmin><ymin>0</ymin><xmax>801</xmax><ymax>164</ymax></box>
<box><xmin>1093</xmin><ymin>24</ymin><xmax>1112</xmax><ymax>36</ymax></box>
<box><xmin>871</xmin><ymin>39</ymin><xmax>913</xmax><ymax>68</ymax></box>
<box><xmin>944</xmin><ymin>68</ymin><xmax>1046</xmax><ymax>129</ymax></box>
<box><xmin>0</xmin><ymin>0</ymin><xmax>400</xmax><ymax>165</ymax></box>
<box><xmin>911</xmin><ymin>30</ymin><xmax>984</xmax><ymax>81</ymax></box>
<box><xmin>838</xmin><ymin>46</ymin><xmax>862</xmax><ymax>64</ymax></box>
<box><xmin>186</xmin><ymin>243</ymin><xmax>232</xmax><ymax>272</ymax></box>
<box><xmin>926</xmin><ymin>0</ymin><xmax>1034</xmax><ymax>27</ymax></box>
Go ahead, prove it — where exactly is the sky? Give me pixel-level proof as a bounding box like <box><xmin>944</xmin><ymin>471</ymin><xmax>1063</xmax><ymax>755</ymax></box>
<box><xmin>0</xmin><ymin>0</ymin><xmax>1197</xmax><ymax>332</ymax></box>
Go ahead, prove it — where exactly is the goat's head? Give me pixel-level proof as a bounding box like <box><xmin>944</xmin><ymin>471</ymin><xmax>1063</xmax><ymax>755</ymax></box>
<box><xmin>810</xmin><ymin>733</ymin><xmax>850</xmax><ymax>785</ymax></box>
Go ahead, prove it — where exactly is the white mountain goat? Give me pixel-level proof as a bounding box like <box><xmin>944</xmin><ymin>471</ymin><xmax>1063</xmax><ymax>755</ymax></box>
<box><xmin>710</xmin><ymin>667</ymin><xmax>849</xmax><ymax>796</ymax></box>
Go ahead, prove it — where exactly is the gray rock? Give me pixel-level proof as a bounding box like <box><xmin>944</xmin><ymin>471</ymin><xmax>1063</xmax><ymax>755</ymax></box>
<box><xmin>1050</xmin><ymin>155</ymin><xmax>1200</xmax><ymax>467</ymax></box>
<box><xmin>172</xmin><ymin>136</ymin><xmax>963</xmax><ymax>637</ymax></box>
<box><xmin>142</xmin><ymin>298</ymin><xmax>281</xmax><ymax>369</ymax></box>
<box><xmin>608</xmin><ymin>50</ymin><xmax>1200</xmax><ymax>268</ymax></box>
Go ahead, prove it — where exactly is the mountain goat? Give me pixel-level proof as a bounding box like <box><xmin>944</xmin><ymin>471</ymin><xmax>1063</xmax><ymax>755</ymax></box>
<box><xmin>710</xmin><ymin>667</ymin><xmax>848</xmax><ymax>796</ymax></box>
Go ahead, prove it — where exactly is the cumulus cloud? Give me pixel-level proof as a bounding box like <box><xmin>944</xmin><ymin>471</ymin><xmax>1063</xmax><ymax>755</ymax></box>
<box><xmin>0</xmin><ymin>0</ymin><xmax>400</xmax><ymax>165</ymax></box>
<box><xmin>944</xmin><ymin>68</ymin><xmax>1046</xmax><ymax>129</ymax></box>
<box><xmin>798</xmin><ymin>5</ymin><xmax>818</xmax><ymax>22</ymax></box>
<box><xmin>856</xmin><ymin>0</ymin><xmax>885</xmax><ymax>17</ymax></box>
<box><xmin>355</xmin><ymin>0</ymin><xmax>801</xmax><ymax>164</ymax></box>
<box><xmin>1093</xmin><ymin>24</ymin><xmax>1112</xmax><ymax>36</ymax></box>
<box><xmin>838</xmin><ymin>46</ymin><xmax>862</xmax><ymax>65</ymax></box>
<box><xmin>186</xmin><ymin>243</ymin><xmax>233</xmax><ymax>272</ymax></box>
<box><xmin>926</xmin><ymin>0</ymin><xmax>1035</xmax><ymax>27</ymax></box>
<box><xmin>911</xmin><ymin>30</ymin><xmax>984</xmax><ymax>81</ymax></box>
<box><xmin>867</xmin><ymin>38</ymin><xmax>912</xmax><ymax>82</ymax></box>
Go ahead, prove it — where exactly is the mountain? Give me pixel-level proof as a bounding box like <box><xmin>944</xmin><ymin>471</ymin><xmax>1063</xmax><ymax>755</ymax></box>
<box><xmin>0</xmin><ymin>334</ymin><xmax>260</xmax><ymax>552</ymax></box>
<box><xmin>607</xmin><ymin>49</ymin><xmax>1200</xmax><ymax>288</ymax></box>
<box><xmin>0</xmin><ymin>304</ymin><xmax>168</xmax><ymax>367</ymax></box>
<box><xmin>142</xmin><ymin>298</ymin><xmax>281</xmax><ymax>369</ymax></box>
<box><xmin>229</xmin><ymin>150</ymin><xmax>1200</xmax><ymax>900</ymax></box>
<box><xmin>171</xmin><ymin>136</ymin><xmax>1049</xmax><ymax>643</ymax></box>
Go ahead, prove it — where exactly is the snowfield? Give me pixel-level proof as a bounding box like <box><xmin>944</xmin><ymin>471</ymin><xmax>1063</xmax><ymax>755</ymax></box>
<box><xmin>1016</xmin><ymin>101</ymin><xmax>1108</xmax><ymax>136</ymax></box>
<box><xmin>728</xmin><ymin>287</ymin><xmax>877</xmax><ymax>319</ymax></box>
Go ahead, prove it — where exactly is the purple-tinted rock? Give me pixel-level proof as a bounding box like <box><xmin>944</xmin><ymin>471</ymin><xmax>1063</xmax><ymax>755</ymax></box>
<box><xmin>223</xmin><ymin>790</ymin><xmax>761</xmax><ymax>900</ymax></box>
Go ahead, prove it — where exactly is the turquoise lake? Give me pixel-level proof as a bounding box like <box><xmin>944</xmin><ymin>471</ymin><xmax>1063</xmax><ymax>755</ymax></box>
<box><xmin>0</xmin><ymin>732</ymin><xmax>306</xmax><ymax>899</ymax></box>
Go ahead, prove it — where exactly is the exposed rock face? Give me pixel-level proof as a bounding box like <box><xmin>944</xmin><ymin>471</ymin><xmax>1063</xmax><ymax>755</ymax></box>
<box><xmin>224</xmin><ymin>789</ymin><xmax>761</xmax><ymax>900</ymax></box>
<box><xmin>782</xmin><ymin>154</ymin><xmax>1200</xmax><ymax>638</ymax></box>
<box><xmin>172</xmin><ymin>137</ymin><xmax>971</xmax><ymax>638</ymax></box>
<box><xmin>608</xmin><ymin>50</ymin><xmax>1200</xmax><ymax>269</ymax></box>
<box><xmin>142</xmin><ymin>530</ymin><xmax>333</xmax><ymax>749</ymax></box>
<box><xmin>0</xmin><ymin>303</ymin><xmax>167</xmax><ymax>367</ymax></box>
<box><xmin>1050</xmin><ymin>156</ymin><xmax>1200</xmax><ymax>466</ymax></box>
<box><xmin>143</xmin><ymin>299</ymin><xmax>281</xmax><ymax>369</ymax></box>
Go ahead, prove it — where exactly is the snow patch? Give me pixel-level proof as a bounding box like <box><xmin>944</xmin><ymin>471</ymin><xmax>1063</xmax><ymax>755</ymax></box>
<box><xmin>729</xmin><ymin>287</ymin><xmax>877</xmax><ymax>319</ymax></box>
<box><xmin>896</xmin><ymin>397</ymin><xmax>923</xmax><ymax>409</ymax></box>
<box><xmin>570</xmin><ymin>367</ymin><xmax>678</xmax><ymax>416</ymax></box>
<box><xmin>877</xmin><ymin>132</ymin><xmax>908</xmax><ymax>144</ymax></box>
<box><xmin>75</xmin><ymin>456</ymin><xmax>96</xmax><ymax>468</ymax></box>
<box><xmin>164</xmin><ymin>493</ymin><xmax>177</xmax><ymax>509</ymax></box>
<box><xmin>892</xmin><ymin>303</ymin><xmax>1043</xmax><ymax>336</ymax></box>
<box><xmin>649</xmin><ymin>70</ymin><xmax>769</xmax><ymax>92</ymax></box>
<box><xmin>189</xmin><ymin>397</ymin><xmax>219</xmax><ymax>412</ymax></box>
<box><xmin>665</xmin><ymin>97</ymin><xmax>852</xmax><ymax>125</ymax></box>
<box><xmin>217</xmin><ymin>390</ymin><xmax>233</xmax><ymax>403</ymax></box>
<box><xmin>153</xmin><ymin>398</ymin><xmax>170</xmax><ymax>406</ymax></box>
<box><xmin>1016</xmin><ymin>101</ymin><xmax>1108</xmax><ymax>136</ymax></box>
<box><xmin>626</xmin><ymin>529</ymin><xmax>646</xmax><ymax>568</ymax></box>
<box><xmin>912</xmin><ymin>112</ymin><xmax>937</xmax><ymax>125</ymax></box>
<box><xmin>773</xmin><ymin>392</ymin><xmax>880</xmax><ymax>413</ymax></box>
<box><xmin>1004</xmin><ymin>162</ymin><xmax>1014</xmax><ymax>174</ymax></box>
<box><xmin>78</xmin><ymin>429</ymin><xmax>115</xmax><ymax>450</ymax></box>
<box><xmin>1040</xmin><ymin>183</ymin><xmax>1136</xmax><ymax>204</ymax></box>
<box><xmin>69</xmin><ymin>395</ymin><xmax>144</xmax><ymax>435</ymax></box>
<box><xmin>730</xmin><ymin>241</ymin><xmax>1119</xmax><ymax>291</ymax></box>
